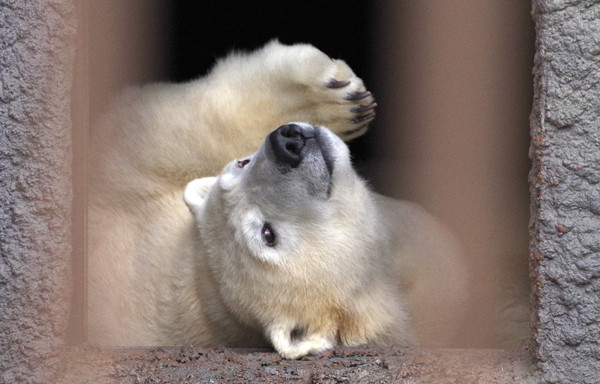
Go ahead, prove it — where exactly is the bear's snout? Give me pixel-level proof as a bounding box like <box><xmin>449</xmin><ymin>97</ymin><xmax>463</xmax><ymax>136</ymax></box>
<box><xmin>269</xmin><ymin>123</ymin><xmax>316</xmax><ymax>168</ymax></box>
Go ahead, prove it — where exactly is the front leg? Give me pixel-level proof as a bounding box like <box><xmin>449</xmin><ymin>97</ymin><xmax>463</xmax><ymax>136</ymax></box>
<box><xmin>204</xmin><ymin>40</ymin><xmax>376</xmax><ymax>147</ymax></box>
<box><xmin>267</xmin><ymin>323</ymin><xmax>334</xmax><ymax>360</ymax></box>
<box><xmin>259</xmin><ymin>42</ymin><xmax>377</xmax><ymax>141</ymax></box>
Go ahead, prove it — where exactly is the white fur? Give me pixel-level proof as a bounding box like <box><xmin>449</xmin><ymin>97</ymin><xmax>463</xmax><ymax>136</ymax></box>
<box><xmin>268</xmin><ymin>323</ymin><xmax>334</xmax><ymax>360</ymax></box>
<box><xmin>183</xmin><ymin>177</ymin><xmax>216</xmax><ymax>217</ymax></box>
<box><xmin>87</xmin><ymin>41</ymin><xmax>469</xmax><ymax>358</ymax></box>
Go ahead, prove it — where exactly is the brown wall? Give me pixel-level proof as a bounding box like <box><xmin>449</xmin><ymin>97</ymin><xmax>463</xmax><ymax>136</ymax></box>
<box><xmin>69</xmin><ymin>0</ymin><xmax>170</xmax><ymax>343</ymax></box>
<box><xmin>370</xmin><ymin>1</ymin><xmax>534</xmax><ymax>346</ymax></box>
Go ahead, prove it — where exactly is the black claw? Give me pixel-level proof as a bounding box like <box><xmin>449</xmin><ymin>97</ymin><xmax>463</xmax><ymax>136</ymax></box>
<box><xmin>326</xmin><ymin>79</ymin><xmax>351</xmax><ymax>89</ymax></box>
<box><xmin>352</xmin><ymin>113</ymin><xmax>376</xmax><ymax>124</ymax></box>
<box><xmin>345</xmin><ymin>91</ymin><xmax>372</xmax><ymax>101</ymax></box>
<box><xmin>351</xmin><ymin>102</ymin><xmax>378</xmax><ymax>114</ymax></box>
<box><xmin>343</xmin><ymin>124</ymin><xmax>370</xmax><ymax>137</ymax></box>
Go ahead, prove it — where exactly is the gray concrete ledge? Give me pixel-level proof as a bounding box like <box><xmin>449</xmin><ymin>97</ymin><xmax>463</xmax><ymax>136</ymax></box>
<box><xmin>57</xmin><ymin>345</ymin><xmax>540</xmax><ymax>384</ymax></box>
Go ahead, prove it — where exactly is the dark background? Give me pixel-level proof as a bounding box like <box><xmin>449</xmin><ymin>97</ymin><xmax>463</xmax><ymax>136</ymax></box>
<box><xmin>167</xmin><ymin>2</ymin><xmax>375</xmax><ymax>83</ymax></box>
<box><xmin>166</xmin><ymin>1</ymin><xmax>378</xmax><ymax>167</ymax></box>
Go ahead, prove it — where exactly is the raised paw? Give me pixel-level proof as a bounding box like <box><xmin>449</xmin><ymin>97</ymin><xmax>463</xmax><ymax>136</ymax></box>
<box><xmin>308</xmin><ymin>58</ymin><xmax>377</xmax><ymax>141</ymax></box>
<box><xmin>332</xmin><ymin>81</ymin><xmax>378</xmax><ymax>138</ymax></box>
<box><xmin>257</xmin><ymin>41</ymin><xmax>377</xmax><ymax>142</ymax></box>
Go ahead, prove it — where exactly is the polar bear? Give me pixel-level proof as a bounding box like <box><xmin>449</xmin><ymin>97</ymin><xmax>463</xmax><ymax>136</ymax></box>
<box><xmin>88</xmin><ymin>41</ymin><xmax>468</xmax><ymax>358</ymax></box>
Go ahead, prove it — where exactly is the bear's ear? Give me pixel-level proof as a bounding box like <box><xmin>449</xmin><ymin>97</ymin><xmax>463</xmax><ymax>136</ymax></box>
<box><xmin>184</xmin><ymin>177</ymin><xmax>217</xmax><ymax>218</ymax></box>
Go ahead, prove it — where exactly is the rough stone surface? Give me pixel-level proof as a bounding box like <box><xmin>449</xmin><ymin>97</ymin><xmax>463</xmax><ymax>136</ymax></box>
<box><xmin>530</xmin><ymin>0</ymin><xmax>600</xmax><ymax>383</ymax></box>
<box><xmin>56</xmin><ymin>345</ymin><xmax>540</xmax><ymax>384</ymax></box>
<box><xmin>0</xmin><ymin>1</ymin><xmax>75</xmax><ymax>383</ymax></box>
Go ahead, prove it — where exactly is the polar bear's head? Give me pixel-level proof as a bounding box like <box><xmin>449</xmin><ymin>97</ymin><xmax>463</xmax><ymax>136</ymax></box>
<box><xmin>185</xmin><ymin>122</ymin><xmax>378</xmax><ymax>266</ymax></box>
<box><xmin>184</xmin><ymin>123</ymin><xmax>383</xmax><ymax>331</ymax></box>
<box><xmin>184</xmin><ymin>123</ymin><xmax>400</xmax><ymax>349</ymax></box>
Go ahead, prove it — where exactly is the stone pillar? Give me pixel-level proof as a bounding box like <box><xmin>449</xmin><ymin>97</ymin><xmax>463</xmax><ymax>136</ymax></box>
<box><xmin>0</xmin><ymin>1</ymin><xmax>75</xmax><ymax>383</ymax></box>
<box><xmin>530</xmin><ymin>1</ymin><xmax>600</xmax><ymax>383</ymax></box>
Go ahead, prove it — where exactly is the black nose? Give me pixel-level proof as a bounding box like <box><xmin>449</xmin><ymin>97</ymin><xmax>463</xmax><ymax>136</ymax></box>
<box><xmin>269</xmin><ymin>124</ymin><xmax>316</xmax><ymax>168</ymax></box>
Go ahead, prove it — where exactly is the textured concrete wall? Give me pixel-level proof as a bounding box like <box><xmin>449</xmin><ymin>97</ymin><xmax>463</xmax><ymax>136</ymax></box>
<box><xmin>0</xmin><ymin>1</ymin><xmax>75</xmax><ymax>383</ymax></box>
<box><xmin>530</xmin><ymin>1</ymin><xmax>600</xmax><ymax>383</ymax></box>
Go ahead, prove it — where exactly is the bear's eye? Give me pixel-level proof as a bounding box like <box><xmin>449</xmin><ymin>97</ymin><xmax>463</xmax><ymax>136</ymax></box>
<box><xmin>237</xmin><ymin>158</ymin><xmax>250</xmax><ymax>168</ymax></box>
<box><xmin>262</xmin><ymin>223</ymin><xmax>276</xmax><ymax>247</ymax></box>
